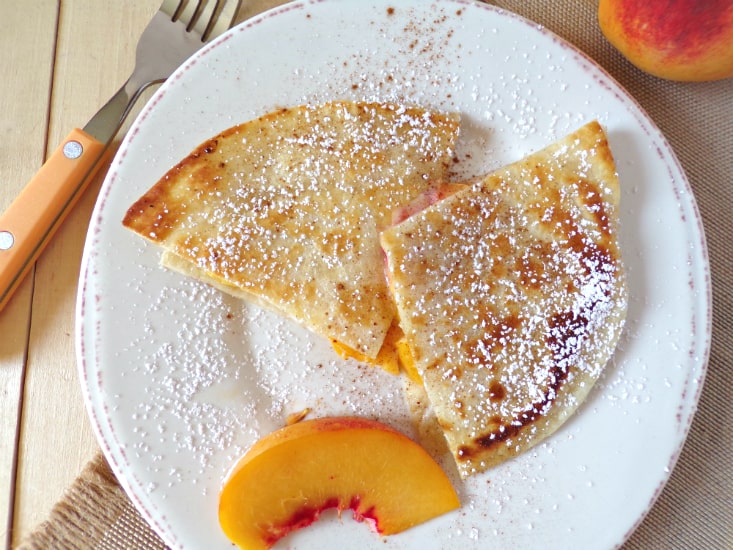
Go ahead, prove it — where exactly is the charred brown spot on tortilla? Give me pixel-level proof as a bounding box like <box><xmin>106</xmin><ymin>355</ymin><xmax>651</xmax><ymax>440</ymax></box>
<box><xmin>457</xmin><ymin>360</ymin><xmax>571</xmax><ymax>460</ymax></box>
<box><xmin>380</xmin><ymin>121</ymin><xmax>627</xmax><ymax>477</ymax></box>
<box><xmin>488</xmin><ymin>381</ymin><xmax>506</xmax><ymax>402</ymax></box>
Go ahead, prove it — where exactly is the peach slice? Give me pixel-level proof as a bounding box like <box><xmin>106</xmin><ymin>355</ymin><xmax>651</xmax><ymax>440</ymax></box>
<box><xmin>219</xmin><ymin>416</ymin><xmax>459</xmax><ymax>549</ymax></box>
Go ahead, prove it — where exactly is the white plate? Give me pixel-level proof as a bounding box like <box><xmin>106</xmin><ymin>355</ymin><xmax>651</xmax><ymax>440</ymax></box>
<box><xmin>77</xmin><ymin>1</ymin><xmax>711</xmax><ymax>548</ymax></box>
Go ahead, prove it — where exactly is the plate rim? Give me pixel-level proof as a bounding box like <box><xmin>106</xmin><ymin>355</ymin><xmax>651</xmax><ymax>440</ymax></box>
<box><xmin>76</xmin><ymin>1</ymin><xmax>713</xmax><ymax>548</ymax></box>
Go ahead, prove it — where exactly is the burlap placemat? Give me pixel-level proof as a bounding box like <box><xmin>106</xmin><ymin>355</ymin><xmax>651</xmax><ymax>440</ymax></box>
<box><xmin>19</xmin><ymin>0</ymin><xmax>732</xmax><ymax>548</ymax></box>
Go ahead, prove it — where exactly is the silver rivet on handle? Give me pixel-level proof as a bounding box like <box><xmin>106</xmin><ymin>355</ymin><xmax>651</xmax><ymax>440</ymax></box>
<box><xmin>0</xmin><ymin>231</ymin><xmax>14</xmax><ymax>250</ymax></box>
<box><xmin>63</xmin><ymin>140</ymin><xmax>83</xmax><ymax>159</ymax></box>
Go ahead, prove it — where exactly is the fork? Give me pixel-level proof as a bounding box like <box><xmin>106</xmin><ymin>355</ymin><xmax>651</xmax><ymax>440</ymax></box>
<box><xmin>0</xmin><ymin>0</ymin><xmax>241</xmax><ymax>312</ymax></box>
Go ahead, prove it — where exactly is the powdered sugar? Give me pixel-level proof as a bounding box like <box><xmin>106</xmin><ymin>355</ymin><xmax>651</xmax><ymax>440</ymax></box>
<box><xmin>381</xmin><ymin>122</ymin><xmax>628</xmax><ymax>479</ymax></box>
<box><xmin>112</xmin><ymin>275</ymin><xmax>416</xmax><ymax>488</ymax></box>
<box><xmin>79</xmin><ymin>1</ymin><xmax>708</xmax><ymax>548</ymax></box>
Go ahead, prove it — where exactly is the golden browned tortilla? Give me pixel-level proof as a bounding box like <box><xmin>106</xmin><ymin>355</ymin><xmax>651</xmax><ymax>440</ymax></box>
<box><xmin>380</xmin><ymin>121</ymin><xmax>627</xmax><ymax>477</ymax></box>
<box><xmin>123</xmin><ymin>101</ymin><xmax>460</xmax><ymax>359</ymax></box>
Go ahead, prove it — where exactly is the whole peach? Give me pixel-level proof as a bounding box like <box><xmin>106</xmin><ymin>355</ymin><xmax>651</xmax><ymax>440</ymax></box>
<box><xmin>219</xmin><ymin>417</ymin><xmax>459</xmax><ymax>549</ymax></box>
<box><xmin>599</xmin><ymin>0</ymin><xmax>733</xmax><ymax>81</ymax></box>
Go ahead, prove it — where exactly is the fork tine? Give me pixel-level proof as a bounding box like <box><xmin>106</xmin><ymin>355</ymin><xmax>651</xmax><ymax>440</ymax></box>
<box><xmin>186</xmin><ymin>0</ymin><xmax>207</xmax><ymax>32</ymax></box>
<box><xmin>160</xmin><ymin>0</ymin><xmax>187</xmax><ymax>22</ymax></box>
<box><xmin>201</xmin><ymin>0</ymin><xmax>241</xmax><ymax>41</ymax></box>
<box><xmin>171</xmin><ymin>0</ymin><xmax>188</xmax><ymax>22</ymax></box>
<box><xmin>170</xmin><ymin>0</ymin><xmax>240</xmax><ymax>42</ymax></box>
<box><xmin>202</xmin><ymin>0</ymin><xmax>228</xmax><ymax>41</ymax></box>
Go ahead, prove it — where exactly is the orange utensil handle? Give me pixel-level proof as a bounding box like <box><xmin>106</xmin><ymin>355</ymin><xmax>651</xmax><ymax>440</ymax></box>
<box><xmin>0</xmin><ymin>128</ymin><xmax>108</xmax><ymax>312</ymax></box>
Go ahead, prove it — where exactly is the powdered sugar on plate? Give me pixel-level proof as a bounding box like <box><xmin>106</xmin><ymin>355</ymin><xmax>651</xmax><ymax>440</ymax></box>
<box><xmin>78</xmin><ymin>1</ymin><xmax>709</xmax><ymax>549</ymax></box>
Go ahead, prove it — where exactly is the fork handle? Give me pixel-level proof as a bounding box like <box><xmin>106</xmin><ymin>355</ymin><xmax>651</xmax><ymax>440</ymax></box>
<box><xmin>0</xmin><ymin>128</ymin><xmax>108</xmax><ymax>311</ymax></box>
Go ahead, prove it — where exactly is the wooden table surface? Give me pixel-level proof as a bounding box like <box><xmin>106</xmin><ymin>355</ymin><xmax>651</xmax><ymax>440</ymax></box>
<box><xmin>1</xmin><ymin>2</ymin><xmax>155</xmax><ymax>546</ymax></box>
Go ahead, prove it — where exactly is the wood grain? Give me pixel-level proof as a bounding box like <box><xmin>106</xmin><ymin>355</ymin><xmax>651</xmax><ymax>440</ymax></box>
<box><xmin>0</xmin><ymin>2</ymin><xmax>58</xmax><ymax>547</ymax></box>
<box><xmin>5</xmin><ymin>1</ymin><xmax>158</xmax><ymax>545</ymax></box>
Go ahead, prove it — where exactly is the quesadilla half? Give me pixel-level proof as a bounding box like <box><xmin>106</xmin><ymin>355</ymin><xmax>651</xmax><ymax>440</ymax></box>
<box><xmin>380</xmin><ymin>121</ymin><xmax>628</xmax><ymax>477</ymax></box>
<box><xmin>123</xmin><ymin>101</ymin><xmax>459</xmax><ymax>359</ymax></box>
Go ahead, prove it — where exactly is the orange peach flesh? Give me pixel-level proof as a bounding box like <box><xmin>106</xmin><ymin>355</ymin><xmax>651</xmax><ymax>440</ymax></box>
<box><xmin>219</xmin><ymin>417</ymin><xmax>459</xmax><ymax>549</ymax></box>
<box><xmin>330</xmin><ymin>321</ymin><xmax>402</xmax><ymax>375</ymax></box>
